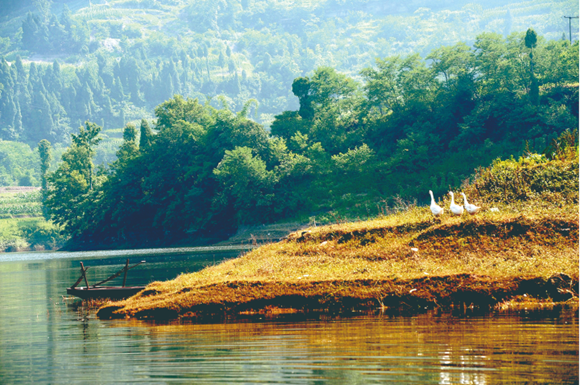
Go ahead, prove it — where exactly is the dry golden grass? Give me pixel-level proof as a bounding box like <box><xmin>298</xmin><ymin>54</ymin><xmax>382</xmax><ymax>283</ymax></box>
<box><xmin>98</xmin><ymin>200</ymin><xmax>579</xmax><ymax>320</ymax></box>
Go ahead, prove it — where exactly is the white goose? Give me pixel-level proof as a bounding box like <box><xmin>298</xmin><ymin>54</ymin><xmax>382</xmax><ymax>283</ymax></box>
<box><xmin>429</xmin><ymin>190</ymin><xmax>444</xmax><ymax>217</ymax></box>
<box><xmin>448</xmin><ymin>191</ymin><xmax>464</xmax><ymax>216</ymax></box>
<box><xmin>461</xmin><ymin>192</ymin><xmax>481</xmax><ymax>215</ymax></box>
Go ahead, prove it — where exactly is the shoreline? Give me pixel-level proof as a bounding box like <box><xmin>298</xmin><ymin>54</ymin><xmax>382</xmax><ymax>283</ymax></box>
<box><xmin>97</xmin><ymin>208</ymin><xmax>579</xmax><ymax>321</ymax></box>
<box><xmin>97</xmin><ymin>273</ymin><xmax>579</xmax><ymax>321</ymax></box>
<box><xmin>57</xmin><ymin>221</ymin><xmax>308</xmax><ymax>252</ymax></box>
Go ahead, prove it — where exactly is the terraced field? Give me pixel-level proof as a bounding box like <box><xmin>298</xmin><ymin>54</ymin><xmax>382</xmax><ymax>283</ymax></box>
<box><xmin>0</xmin><ymin>187</ymin><xmax>42</xmax><ymax>218</ymax></box>
<box><xmin>0</xmin><ymin>187</ymin><xmax>67</xmax><ymax>253</ymax></box>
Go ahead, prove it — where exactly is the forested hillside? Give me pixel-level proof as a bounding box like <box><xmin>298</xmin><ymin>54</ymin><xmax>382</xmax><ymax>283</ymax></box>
<box><xmin>0</xmin><ymin>0</ymin><xmax>577</xmax><ymax>250</ymax></box>
<box><xmin>41</xmin><ymin>29</ymin><xmax>579</xmax><ymax>249</ymax></box>
<box><xmin>0</xmin><ymin>0</ymin><xmax>576</xmax><ymax>150</ymax></box>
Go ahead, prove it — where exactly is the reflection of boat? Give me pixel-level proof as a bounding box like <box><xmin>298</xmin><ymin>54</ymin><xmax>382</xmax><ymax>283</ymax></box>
<box><xmin>66</xmin><ymin>259</ymin><xmax>146</xmax><ymax>300</ymax></box>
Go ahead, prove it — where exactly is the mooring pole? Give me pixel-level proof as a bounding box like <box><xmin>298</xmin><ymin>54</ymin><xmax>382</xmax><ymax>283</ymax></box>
<box><xmin>80</xmin><ymin>262</ymin><xmax>90</xmax><ymax>290</ymax></box>
<box><xmin>122</xmin><ymin>259</ymin><xmax>130</xmax><ymax>287</ymax></box>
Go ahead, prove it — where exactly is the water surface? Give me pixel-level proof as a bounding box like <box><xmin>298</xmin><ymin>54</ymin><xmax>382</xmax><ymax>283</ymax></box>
<box><xmin>0</xmin><ymin>248</ymin><xmax>577</xmax><ymax>384</ymax></box>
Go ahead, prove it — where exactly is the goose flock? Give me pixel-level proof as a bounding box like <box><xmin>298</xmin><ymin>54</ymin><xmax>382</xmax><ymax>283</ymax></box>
<box><xmin>429</xmin><ymin>190</ymin><xmax>481</xmax><ymax>217</ymax></box>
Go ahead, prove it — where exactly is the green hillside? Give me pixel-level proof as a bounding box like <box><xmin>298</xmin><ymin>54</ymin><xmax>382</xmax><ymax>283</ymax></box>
<box><xmin>42</xmin><ymin>31</ymin><xmax>578</xmax><ymax>249</ymax></box>
<box><xmin>0</xmin><ymin>0</ymin><xmax>576</xmax><ymax>149</ymax></box>
<box><xmin>0</xmin><ymin>0</ymin><xmax>576</xmax><ymax>251</ymax></box>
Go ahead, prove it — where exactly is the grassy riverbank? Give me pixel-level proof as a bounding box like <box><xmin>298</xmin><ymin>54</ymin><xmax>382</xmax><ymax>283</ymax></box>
<box><xmin>98</xmin><ymin>155</ymin><xmax>579</xmax><ymax>320</ymax></box>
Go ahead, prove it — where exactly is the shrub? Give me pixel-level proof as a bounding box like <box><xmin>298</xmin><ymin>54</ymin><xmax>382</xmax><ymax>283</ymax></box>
<box><xmin>17</xmin><ymin>220</ymin><xmax>68</xmax><ymax>249</ymax></box>
<box><xmin>543</xmin><ymin>128</ymin><xmax>579</xmax><ymax>161</ymax></box>
<box><xmin>465</xmin><ymin>157</ymin><xmax>578</xmax><ymax>205</ymax></box>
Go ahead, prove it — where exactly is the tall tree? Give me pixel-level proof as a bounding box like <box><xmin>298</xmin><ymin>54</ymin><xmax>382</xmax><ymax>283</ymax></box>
<box><xmin>37</xmin><ymin>139</ymin><xmax>52</xmax><ymax>219</ymax></box>
<box><xmin>45</xmin><ymin>122</ymin><xmax>102</xmax><ymax>235</ymax></box>
<box><xmin>139</xmin><ymin>119</ymin><xmax>153</xmax><ymax>150</ymax></box>
<box><xmin>525</xmin><ymin>28</ymin><xmax>539</xmax><ymax>105</ymax></box>
<box><xmin>69</xmin><ymin>121</ymin><xmax>102</xmax><ymax>191</ymax></box>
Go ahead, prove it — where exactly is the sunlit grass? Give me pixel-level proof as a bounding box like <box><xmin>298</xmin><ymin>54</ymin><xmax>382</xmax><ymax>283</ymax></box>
<box><xmin>98</xmin><ymin>203</ymin><xmax>578</xmax><ymax>319</ymax></box>
<box><xmin>99</xmin><ymin>156</ymin><xmax>579</xmax><ymax>320</ymax></box>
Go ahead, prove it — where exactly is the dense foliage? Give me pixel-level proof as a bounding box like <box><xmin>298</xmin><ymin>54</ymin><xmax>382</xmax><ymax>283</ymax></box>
<box><xmin>42</xmin><ymin>31</ymin><xmax>579</xmax><ymax>249</ymax></box>
<box><xmin>0</xmin><ymin>188</ymin><xmax>66</xmax><ymax>252</ymax></box>
<box><xmin>0</xmin><ymin>0</ymin><xmax>576</xmax><ymax>149</ymax></box>
<box><xmin>465</xmin><ymin>129</ymin><xmax>579</xmax><ymax>204</ymax></box>
<box><xmin>0</xmin><ymin>140</ymin><xmax>39</xmax><ymax>186</ymax></box>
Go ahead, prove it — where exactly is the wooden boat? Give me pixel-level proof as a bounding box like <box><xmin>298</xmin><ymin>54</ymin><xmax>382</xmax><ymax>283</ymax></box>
<box><xmin>66</xmin><ymin>259</ymin><xmax>146</xmax><ymax>300</ymax></box>
<box><xmin>66</xmin><ymin>285</ymin><xmax>146</xmax><ymax>300</ymax></box>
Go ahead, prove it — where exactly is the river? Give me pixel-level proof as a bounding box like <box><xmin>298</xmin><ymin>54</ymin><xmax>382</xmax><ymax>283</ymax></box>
<box><xmin>0</xmin><ymin>248</ymin><xmax>577</xmax><ymax>384</ymax></box>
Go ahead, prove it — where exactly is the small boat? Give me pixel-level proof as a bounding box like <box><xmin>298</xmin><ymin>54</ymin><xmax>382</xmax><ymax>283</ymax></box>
<box><xmin>66</xmin><ymin>285</ymin><xmax>146</xmax><ymax>300</ymax></box>
<box><xmin>66</xmin><ymin>259</ymin><xmax>146</xmax><ymax>300</ymax></box>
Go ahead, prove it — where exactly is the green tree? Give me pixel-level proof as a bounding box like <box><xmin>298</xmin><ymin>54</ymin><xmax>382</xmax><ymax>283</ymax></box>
<box><xmin>213</xmin><ymin>146</ymin><xmax>276</xmax><ymax>223</ymax></box>
<box><xmin>70</xmin><ymin>121</ymin><xmax>102</xmax><ymax>190</ymax></box>
<box><xmin>38</xmin><ymin>139</ymin><xmax>52</xmax><ymax>219</ymax></box>
<box><xmin>139</xmin><ymin>119</ymin><xmax>154</xmax><ymax>150</ymax></box>
<box><xmin>361</xmin><ymin>56</ymin><xmax>402</xmax><ymax>116</ymax></box>
<box><xmin>291</xmin><ymin>76</ymin><xmax>314</xmax><ymax>120</ymax></box>
<box><xmin>525</xmin><ymin>28</ymin><xmax>539</xmax><ymax>105</ymax></box>
<box><xmin>118</xmin><ymin>123</ymin><xmax>139</xmax><ymax>162</ymax></box>
<box><xmin>45</xmin><ymin>122</ymin><xmax>102</xmax><ymax>236</ymax></box>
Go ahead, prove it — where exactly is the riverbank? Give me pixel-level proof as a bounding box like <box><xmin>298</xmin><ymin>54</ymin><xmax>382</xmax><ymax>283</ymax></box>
<box><xmin>58</xmin><ymin>220</ymin><xmax>307</xmax><ymax>252</ymax></box>
<box><xmin>97</xmin><ymin>155</ymin><xmax>579</xmax><ymax>320</ymax></box>
<box><xmin>97</xmin><ymin>204</ymin><xmax>579</xmax><ymax>320</ymax></box>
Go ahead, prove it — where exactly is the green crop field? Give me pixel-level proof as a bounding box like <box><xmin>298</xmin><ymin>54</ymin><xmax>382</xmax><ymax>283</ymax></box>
<box><xmin>0</xmin><ymin>187</ymin><xmax>67</xmax><ymax>253</ymax></box>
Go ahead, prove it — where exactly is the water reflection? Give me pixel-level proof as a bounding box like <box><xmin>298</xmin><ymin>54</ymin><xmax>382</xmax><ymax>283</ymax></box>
<box><xmin>94</xmin><ymin>312</ymin><xmax>577</xmax><ymax>384</ymax></box>
<box><xmin>0</xmin><ymin>249</ymin><xmax>578</xmax><ymax>384</ymax></box>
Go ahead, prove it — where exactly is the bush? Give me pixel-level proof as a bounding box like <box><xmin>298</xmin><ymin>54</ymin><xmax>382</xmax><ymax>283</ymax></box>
<box><xmin>17</xmin><ymin>220</ymin><xmax>68</xmax><ymax>249</ymax></box>
<box><xmin>463</xmin><ymin>129</ymin><xmax>579</xmax><ymax>205</ymax></box>
<box><xmin>543</xmin><ymin>128</ymin><xmax>579</xmax><ymax>161</ymax></box>
<box><xmin>465</xmin><ymin>156</ymin><xmax>578</xmax><ymax>205</ymax></box>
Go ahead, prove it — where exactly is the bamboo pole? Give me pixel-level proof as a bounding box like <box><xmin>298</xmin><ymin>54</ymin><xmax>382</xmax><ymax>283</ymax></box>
<box><xmin>70</xmin><ymin>267</ymin><xmax>90</xmax><ymax>289</ymax></box>
<box><xmin>80</xmin><ymin>262</ymin><xmax>90</xmax><ymax>290</ymax></box>
<box><xmin>92</xmin><ymin>260</ymin><xmax>146</xmax><ymax>287</ymax></box>
<box><xmin>122</xmin><ymin>259</ymin><xmax>129</xmax><ymax>287</ymax></box>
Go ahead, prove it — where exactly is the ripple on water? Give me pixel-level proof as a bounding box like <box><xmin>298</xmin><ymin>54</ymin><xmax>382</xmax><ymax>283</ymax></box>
<box><xmin>0</xmin><ymin>250</ymin><xmax>578</xmax><ymax>384</ymax></box>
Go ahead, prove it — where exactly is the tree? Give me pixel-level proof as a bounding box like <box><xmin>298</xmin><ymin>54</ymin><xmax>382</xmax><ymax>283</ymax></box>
<box><xmin>271</xmin><ymin>111</ymin><xmax>307</xmax><ymax>141</ymax></box>
<box><xmin>118</xmin><ymin>123</ymin><xmax>139</xmax><ymax>163</ymax></box>
<box><xmin>361</xmin><ymin>56</ymin><xmax>402</xmax><ymax>116</ymax></box>
<box><xmin>34</xmin><ymin>0</ymin><xmax>52</xmax><ymax>23</ymax></box>
<box><xmin>289</xmin><ymin>67</ymin><xmax>362</xmax><ymax>154</ymax></box>
<box><xmin>213</xmin><ymin>146</ymin><xmax>276</xmax><ymax>223</ymax></box>
<box><xmin>525</xmin><ymin>28</ymin><xmax>539</xmax><ymax>105</ymax></box>
<box><xmin>525</xmin><ymin>28</ymin><xmax>538</xmax><ymax>50</ymax></box>
<box><xmin>139</xmin><ymin>119</ymin><xmax>153</xmax><ymax>150</ymax></box>
<box><xmin>28</xmin><ymin>88</ymin><xmax>54</xmax><ymax>144</ymax></box>
<box><xmin>69</xmin><ymin>121</ymin><xmax>102</xmax><ymax>191</ymax></box>
<box><xmin>45</xmin><ymin>122</ymin><xmax>102</xmax><ymax>236</ymax></box>
<box><xmin>21</xmin><ymin>13</ymin><xmax>41</xmax><ymax>51</ymax></box>
<box><xmin>291</xmin><ymin>76</ymin><xmax>314</xmax><ymax>119</ymax></box>
<box><xmin>38</xmin><ymin>139</ymin><xmax>52</xmax><ymax>219</ymax></box>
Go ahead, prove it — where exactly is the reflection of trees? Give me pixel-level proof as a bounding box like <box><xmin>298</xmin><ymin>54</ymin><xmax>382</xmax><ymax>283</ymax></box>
<box><xmin>120</xmin><ymin>312</ymin><xmax>577</xmax><ymax>383</ymax></box>
<box><xmin>0</xmin><ymin>250</ymin><xmax>240</xmax><ymax>382</ymax></box>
